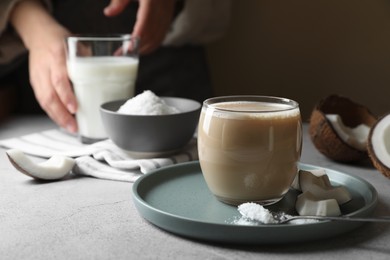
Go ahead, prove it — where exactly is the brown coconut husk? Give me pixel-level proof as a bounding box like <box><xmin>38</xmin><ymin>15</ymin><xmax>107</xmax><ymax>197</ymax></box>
<box><xmin>309</xmin><ymin>95</ymin><xmax>377</xmax><ymax>163</ymax></box>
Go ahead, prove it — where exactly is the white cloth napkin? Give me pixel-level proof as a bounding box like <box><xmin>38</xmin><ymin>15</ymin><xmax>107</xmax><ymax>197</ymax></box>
<box><xmin>0</xmin><ymin>129</ymin><xmax>198</xmax><ymax>182</ymax></box>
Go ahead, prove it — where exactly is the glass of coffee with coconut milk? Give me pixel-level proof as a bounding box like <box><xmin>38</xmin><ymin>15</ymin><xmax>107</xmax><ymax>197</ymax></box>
<box><xmin>66</xmin><ymin>34</ymin><xmax>139</xmax><ymax>143</ymax></box>
<box><xmin>198</xmin><ymin>96</ymin><xmax>302</xmax><ymax>206</ymax></box>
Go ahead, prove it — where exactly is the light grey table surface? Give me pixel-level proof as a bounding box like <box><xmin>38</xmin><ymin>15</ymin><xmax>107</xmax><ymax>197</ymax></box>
<box><xmin>1</xmin><ymin>115</ymin><xmax>390</xmax><ymax>260</ymax></box>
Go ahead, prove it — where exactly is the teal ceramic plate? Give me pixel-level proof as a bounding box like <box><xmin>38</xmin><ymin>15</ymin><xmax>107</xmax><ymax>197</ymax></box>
<box><xmin>132</xmin><ymin>161</ymin><xmax>378</xmax><ymax>244</ymax></box>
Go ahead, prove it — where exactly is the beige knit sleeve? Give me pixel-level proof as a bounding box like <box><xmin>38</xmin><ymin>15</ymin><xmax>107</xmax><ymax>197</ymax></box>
<box><xmin>0</xmin><ymin>0</ymin><xmax>52</xmax><ymax>65</ymax></box>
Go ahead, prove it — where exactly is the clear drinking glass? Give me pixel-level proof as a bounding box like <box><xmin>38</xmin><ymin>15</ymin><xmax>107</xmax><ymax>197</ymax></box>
<box><xmin>198</xmin><ymin>96</ymin><xmax>302</xmax><ymax>206</ymax></box>
<box><xmin>66</xmin><ymin>34</ymin><xmax>139</xmax><ymax>143</ymax></box>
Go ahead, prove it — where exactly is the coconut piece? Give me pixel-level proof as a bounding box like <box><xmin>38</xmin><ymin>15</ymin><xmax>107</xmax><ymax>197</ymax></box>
<box><xmin>325</xmin><ymin>114</ymin><xmax>370</xmax><ymax>151</ymax></box>
<box><xmin>296</xmin><ymin>191</ymin><xmax>341</xmax><ymax>217</ymax></box>
<box><xmin>6</xmin><ymin>149</ymin><xmax>75</xmax><ymax>181</ymax></box>
<box><xmin>368</xmin><ymin>113</ymin><xmax>390</xmax><ymax>178</ymax></box>
<box><xmin>309</xmin><ymin>95</ymin><xmax>377</xmax><ymax>162</ymax></box>
<box><xmin>299</xmin><ymin>169</ymin><xmax>352</xmax><ymax>204</ymax></box>
<box><xmin>299</xmin><ymin>169</ymin><xmax>332</xmax><ymax>190</ymax></box>
<box><xmin>291</xmin><ymin>169</ymin><xmax>329</xmax><ymax>190</ymax></box>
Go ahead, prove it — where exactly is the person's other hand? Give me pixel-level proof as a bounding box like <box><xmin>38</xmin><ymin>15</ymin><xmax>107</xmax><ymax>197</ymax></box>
<box><xmin>104</xmin><ymin>0</ymin><xmax>176</xmax><ymax>54</ymax></box>
<box><xmin>103</xmin><ymin>0</ymin><xmax>130</xmax><ymax>16</ymax></box>
<box><xmin>10</xmin><ymin>0</ymin><xmax>77</xmax><ymax>133</ymax></box>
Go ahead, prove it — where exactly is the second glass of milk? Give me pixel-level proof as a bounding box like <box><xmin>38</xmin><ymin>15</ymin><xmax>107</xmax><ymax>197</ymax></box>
<box><xmin>66</xmin><ymin>34</ymin><xmax>139</xmax><ymax>143</ymax></box>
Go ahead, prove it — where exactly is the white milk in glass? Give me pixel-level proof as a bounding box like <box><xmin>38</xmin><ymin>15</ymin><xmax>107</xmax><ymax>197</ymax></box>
<box><xmin>67</xmin><ymin>56</ymin><xmax>138</xmax><ymax>141</ymax></box>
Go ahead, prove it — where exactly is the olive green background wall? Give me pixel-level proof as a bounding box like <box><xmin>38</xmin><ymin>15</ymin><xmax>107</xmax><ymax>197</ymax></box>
<box><xmin>206</xmin><ymin>0</ymin><xmax>390</xmax><ymax>121</ymax></box>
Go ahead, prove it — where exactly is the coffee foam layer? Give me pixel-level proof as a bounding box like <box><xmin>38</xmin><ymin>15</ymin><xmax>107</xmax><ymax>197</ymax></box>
<box><xmin>204</xmin><ymin>101</ymin><xmax>300</xmax><ymax>119</ymax></box>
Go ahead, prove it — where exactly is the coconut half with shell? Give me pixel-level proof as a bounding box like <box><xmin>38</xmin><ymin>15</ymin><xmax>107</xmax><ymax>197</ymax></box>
<box><xmin>309</xmin><ymin>95</ymin><xmax>377</xmax><ymax>163</ymax></box>
<box><xmin>368</xmin><ymin>113</ymin><xmax>390</xmax><ymax>178</ymax></box>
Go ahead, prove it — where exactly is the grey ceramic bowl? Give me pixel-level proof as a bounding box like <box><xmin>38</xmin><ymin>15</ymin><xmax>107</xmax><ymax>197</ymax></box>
<box><xmin>100</xmin><ymin>97</ymin><xmax>201</xmax><ymax>155</ymax></box>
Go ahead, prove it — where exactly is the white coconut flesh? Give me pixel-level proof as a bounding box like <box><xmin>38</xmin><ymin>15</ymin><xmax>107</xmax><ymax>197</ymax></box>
<box><xmin>296</xmin><ymin>191</ymin><xmax>341</xmax><ymax>217</ymax></box>
<box><xmin>6</xmin><ymin>149</ymin><xmax>75</xmax><ymax>180</ymax></box>
<box><xmin>292</xmin><ymin>169</ymin><xmax>352</xmax><ymax>216</ymax></box>
<box><xmin>298</xmin><ymin>169</ymin><xmax>352</xmax><ymax>205</ymax></box>
<box><xmin>325</xmin><ymin>114</ymin><xmax>370</xmax><ymax>151</ymax></box>
<box><xmin>291</xmin><ymin>168</ymin><xmax>328</xmax><ymax>190</ymax></box>
<box><xmin>370</xmin><ymin>115</ymin><xmax>390</xmax><ymax>168</ymax></box>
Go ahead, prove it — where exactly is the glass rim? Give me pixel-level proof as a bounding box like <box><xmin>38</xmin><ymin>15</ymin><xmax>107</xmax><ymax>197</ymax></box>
<box><xmin>66</xmin><ymin>34</ymin><xmax>139</xmax><ymax>42</ymax></box>
<box><xmin>203</xmin><ymin>95</ymin><xmax>299</xmax><ymax>113</ymax></box>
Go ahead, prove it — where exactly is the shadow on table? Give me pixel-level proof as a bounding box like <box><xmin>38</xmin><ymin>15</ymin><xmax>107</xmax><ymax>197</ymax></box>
<box><xmin>226</xmin><ymin>223</ymin><xmax>390</xmax><ymax>254</ymax></box>
<box><xmin>22</xmin><ymin>172</ymin><xmax>84</xmax><ymax>185</ymax></box>
<box><xmin>149</xmin><ymin>217</ymin><xmax>390</xmax><ymax>256</ymax></box>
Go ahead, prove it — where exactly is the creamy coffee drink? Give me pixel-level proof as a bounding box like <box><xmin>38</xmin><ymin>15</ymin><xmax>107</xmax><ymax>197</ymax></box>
<box><xmin>198</xmin><ymin>97</ymin><xmax>302</xmax><ymax>205</ymax></box>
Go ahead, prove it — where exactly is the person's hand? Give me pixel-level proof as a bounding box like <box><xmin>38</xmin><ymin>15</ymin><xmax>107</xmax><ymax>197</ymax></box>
<box><xmin>10</xmin><ymin>0</ymin><xmax>77</xmax><ymax>133</ymax></box>
<box><xmin>28</xmin><ymin>27</ymin><xmax>77</xmax><ymax>133</ymax></box>
<box><xmin>104</xmin><ymin>0</ymin><xmax>176</xmax><ymax>54</ymax></box>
